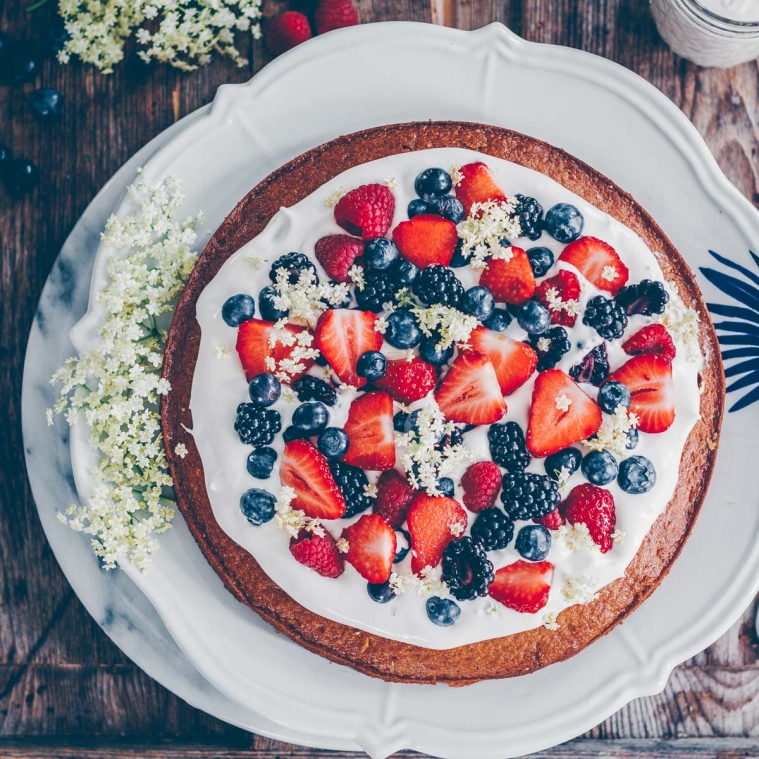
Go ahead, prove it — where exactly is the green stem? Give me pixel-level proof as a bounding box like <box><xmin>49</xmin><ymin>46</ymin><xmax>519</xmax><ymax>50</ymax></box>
<box><xmin>26</xmin><ymin>0</ymin><xmax>51</xmax><ymax>11</ymax></box>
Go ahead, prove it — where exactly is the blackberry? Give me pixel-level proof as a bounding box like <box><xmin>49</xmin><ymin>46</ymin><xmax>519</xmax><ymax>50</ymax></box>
<box><xmin>437</xmin><ymin>426</ymin><xmax>464</xmax><ymax>450</ymax></box>
<box><xmin>441</xmin><ymin>537</ymin><xmax>495</xmax><ymax>601</ymax></box>
<box><xmin>413</xmin><ymin>264</ymin><xmax>464</xmax><ymax>307</ymax></box>
<box><xmin>488</xmin><ymin>421</ymin><xmax>531</xmax><ymax>472</ymax></box>
<box><xmin>530</xmin><ymin>326</ymin><xmax>571</xmax><ymax>371</ymax></box>
<box><xmin>570</xmin><ymin>343</ymin><xmax>609</xmax><ymax>385</ymax></box>
<box><xmin>583</xmin><ymin>296</ymin><xmax>628</xmax><ymax>340</ymax></box>
<box><xmin>512</xmin><ymin>194</ymin><xmax>544</xmax><ymax>241</ymax></box>
<box><xmin>470</xmin><ymin>508</ymin><xmax>514</xmax><ymax>551</ymax></box>
<box><xmin>329</xmin><ymin>461</ymin><xmax>372</xmax><ymax>518</ymax></box>
<box><xmin>269</xmin><ymin>252</ymin><xmax>318</xmax><ymax>285</ymax></box>
<box><xmin>291</xmin><ymin>375</ymin><xmax>337</xmax><ymax>406</ymax></box>
<box><xmin>500</xmin><ymin>471</ymin><xmax>560</xmax><ymax>521</ymax></box>
<box><xmin>615</xmin><ymin>279</ymin><xmax>669</xmax><ymax>316</ymax></box>
<box><xmin>234</xmin><ymin>403</ymin><xmax>282</xmax><ymax>447</ymax></box>
<box><xmin>355</xmin><ymin>271</ymin><xmax>398</xmax><ymax>312</ymax></box>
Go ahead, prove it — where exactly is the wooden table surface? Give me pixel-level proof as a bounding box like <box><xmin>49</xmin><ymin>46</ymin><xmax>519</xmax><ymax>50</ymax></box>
<box><xmin>2</xmin><ymin>0</ymin><xmax>759</xmax><ymax>757</ymax></box>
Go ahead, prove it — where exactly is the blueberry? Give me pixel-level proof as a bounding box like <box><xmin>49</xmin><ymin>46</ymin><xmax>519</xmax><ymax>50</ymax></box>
<box><xmin>625</xmin><ymin>428</ymin><xmax>639</xmax><ymax>450</ymax></box>
<box><xmin>427</xmin><ymin>194</ymin><xmax>464</xmax><ymax>224</ymax></box>
<box><xmin>459</xmin><ymin>286</ymin><xmax>495</xmax><ymax>322</ymax></box>
<box><xmin>403</xmin><ymin>410</ymin><xmax>421</xmax><ymax>434</ymax></box>
<box><xmin>515</xmin><ymin>525</ymin><xmax>552</xmax><ymax>561</ymax></box>
<box><xmin>618</xmin><ymin>455</ymin><xmax>656</xmax><ymax>494</ymax></box>
<box><xmin>0</xmin><ymin>144</ymin><xmax>11</xmax><ymax>167</ymax></box>
<box><xmin>384</xmin><ymin>308</ymin><xmax>422</xmax><ymax>349</ymax></box>
<box><xmin>419</xmin><ymin>333</ymin><xmax>454</xmax><ymax>366</ymax></box>
<box><xmin>437</xmin><ymin>477</ymin><xmax>454</xmax><ymax>497</ymax></box>
<box><xmin>248</xmin><ymin>373</ymin><xmax>281</xmax><ymax>407</ymax></box>
<box><xmin>408</xmin><ymin>198</ymin><xmax>430</xmax><ymax>218</ymax></box>
<box><xmin>516</xmin><ymin>300</ymin><xmax>551</xmax><ymax>335</ymax></box>
<box><xmin>240</xmin><ymin>488</ymin><xmax>276</xmax><ymax>525</ymax></box>
<box><xmin>483</xmin><ymin>308</ymin><xmax>512</xmax><ymax>333</ymax></box>
<box><xmin>597</xmin><ymin>381</ymin><xmax>632</xmax><ymax>415</ymax></box>
<box><xmin>527</xmin><ymin>246</ymin><xmax>555</xmax><ymax>278</ymax></box>
<box><xmin>544</xmin><ymin>203</ymin><xmax>584</xmax><ymax>243</ymax></box>
<box><xmin>222</xmin><ymin>293</ymin><xmax>256</xmax><ymax>327</ymax></box>
<box><xmin>38</xmin><ymin>21</ymin><xmax>70</xmax><ymax>57</ymax></box>
<box><xmin>544</xmin><ymin>447</ymin><xmax>582</xmax><ymax>480</ymax></box>
<box><xmin>449</xmin><ymin>240</ymin><xmax>471</xmax><ymax>268</ymax></box>
<box><xmin>292</xmin><ymin>401</ymin><xmax>329</xmax><ymax>433</ymax></box>
<box><xmin>258</xmin><ymin>285</ymin><xmax>288</xmax><ymax>321</ymax></box>
<box><xmin>6</xmin><ymin>46</ymin><xmax>39</xmax><ymax>87</ymax></box>
<box><xmin>581</xmin><ymin>450</ymin><xmax>618</xmax><ymax>486</ymax></box>
<box><xmin>283</xmin><ymin>425</ymin><xmax>310</xmax><ymax>443</ymax></box>
<box><xmin>426</xmin><ymin>597</ymin><xmax>461</xmax><ymax>627</ymax></box>
<box><xmin>317</xmin><ymin>427</ymin><xmax>349</xmax><ymax>459</ymax></box>
<box><xmin>392</xmin><ymin>258</ymin><xmax>420</xmax><ymax>287</ymax></box>
<box><xmin>356</xmin><ymin>350</ymin><xmax>387</xmax><ymax>381</ymax></box>
<box><xmin>393</xmin><ymin>411</ymin><xmax>409</xmax><ymax>433</ymax></box>
<box><xmin>29</xmin><ymin>87</ymin><xmax>64</xmax><ymax>119</ymax></box>
<box><xmin>246</xmin><ymin>447</ymin><xmax>277</xmax><ymax>479</ymax></box>
<box><xmin>394</xmin><ymin>528</ymin><xmax>411</xmax><ymax>563</ymax></box>
<box><xmin>367</xmin><ymin>581</ymin><xmax>396</xmax><ymax>603</ymax></box>
<box><xmin>363</xmin><ymin>237</ymin><xmax>399</xmax><ymax>271</ymax></box>
<box><xmin>3</xmin><ymin>159</ymin><xmax>39</xmax><ymax>198</ymax></box>
<box><xmin>415</xmin><ymin>167</ymin><xmax>452</xmax><ymax>199</ymax></box>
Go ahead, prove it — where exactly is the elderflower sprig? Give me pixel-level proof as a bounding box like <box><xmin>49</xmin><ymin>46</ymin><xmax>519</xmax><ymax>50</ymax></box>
<box><xmin>456</xmin><ymin>199</ymin><xmax>521</xmax><ymax>269</ymax></box>
<box><xmin>411</xmin><ymin>304</ymin><xmax>477</xmax><ymax>351</ymax></box>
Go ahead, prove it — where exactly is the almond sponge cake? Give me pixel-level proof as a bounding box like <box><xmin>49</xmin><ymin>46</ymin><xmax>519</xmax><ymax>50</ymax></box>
<box><xmin>162</xmin><ymin>122</ymin><xmax>724</xmax><ymax>685</ymax></box>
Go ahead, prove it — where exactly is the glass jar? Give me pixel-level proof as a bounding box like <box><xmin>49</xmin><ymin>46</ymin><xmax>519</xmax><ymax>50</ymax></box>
<box><xmin>650</xmin><ymin>0</ymin><xmax>759</xmax><ymax>68</ymax></box>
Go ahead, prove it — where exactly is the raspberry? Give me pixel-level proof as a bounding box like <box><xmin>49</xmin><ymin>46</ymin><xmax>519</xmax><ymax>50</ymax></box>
<box><xmin>374</xmin><ymin>357</ymin><xmax>436</xmax><ymax>404</ymax></box>
<box><xmin>314</xmin><ymin>0</ymin><xmax>359</xmax><ymax>34</ymax></box>
<box><xmin>265</xmin><ymin>12</ymin><xmax>312</xmax><ymax>58</ymax></box>
<box><xmin>461</xmin><ymin>461</ymin><xmax>502</xmax><ymax>512</ymax></box>
<box><xmin>289</xmin><ymin>529</ymin><xmax>344</xmax><ymax>578</ymax></box>
<box><xmin>534</xmin><ymin>509</ymin><xmax>564</xmax><ymax>531</ymax></box>
<box><xmin>314</xmin><ymin>235</ymin><xmax>364</xmax><ymax>283</ymax></box>
<box><xmin>372</xmin><ymin>469</ymin><xmax>416</xmax><ymax>527</ymax></box>
<box><xmin>334</xmin><ymin>183</ymin><xmax>395</xmax><ymax>240</ymax></box>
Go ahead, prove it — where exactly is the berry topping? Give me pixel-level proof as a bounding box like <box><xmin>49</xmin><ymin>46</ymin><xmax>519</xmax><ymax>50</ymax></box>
<box><xmin>289</xmin><ymin>529</ymin><xmax>345</xmax><ymax>578</ymax></box>
<box><xmin>356</xmin><ymin>350</ymin><xmax>387</xmax><ymax>382</ymax></box>
<box><xmin>597</xmin><ymin>380</ymin><xmax>632</xmax><ymax>414</ymax></box>
<box><xmin>435</xmin><ymin>352</ymin><xmax>507</xmax><ymax>425</ymax></box>
<box><xmin>30</xmin><ymin>87</ymin><xmax>64</xmax><ymax>119</ymax></box>
<box><xmin>470</xmin><ymin>508</ymin><xmax>514</xmax><ymax>551</ymax></box>
<box><xmin>236</xmin><ymin>319</ymin><xmax>315</xmax><ymax>383</ymax></box>
<box><xmin>393</xmin><ymin>215</ymin><xmax>458</xmax><ymax>269</ymax></box>
<box><xmin>535</xmin><ymin>269</ymin><xmax>581</xmax><ymax>327</ymax></box>
<box><xmin>561</xmin><ymin>483</ymin><xmax>616</xmax><ymax>553</ymax></box>
<box><xmin>527</xmin><ymin>246</ymin><xmax>555</xmax><ymax>277</ymax></box>
<box><xmin>394</xmin><ymin>528</ymin><xmax>411</xmax><ymax>563</ymax></box>
<box><xmin>419</xmin><ymin>333</ymin><xmax>454</xmax><ymax>366</ymax></box>
<box><xmin>391</xmin><ymin>257</ymin><xmax>420</xmax><ymax>287</ymax></box>
<box><xmin>407</xmin><ymin>495</ymin><xmax>468</xmax><ymax>574</ymax></box>
<box><xmin>515</xmin><ymin>524</ymin><xmax>552</xmax><ymax>561</ymax></box>
<box><xmin>317</xmin><ymin>427</ymin><xmax>349</xmax><ymax>459</ymax></box>
<box><xmin>234</xmin><ymin>403</ymin><xmax>282</xmax><ymax>447</ymax></box>
<box><xmin>535</xmin><ymin>509</ymin><xmax>564</xmax><ymax>531</ymax></box>
<box><xmin>373</xmin><ymin>469</ymin><xmax>417</xmax><ymax>527</ymax></box>
<box><xmin>461</xmin><ymin>461</ymin><xmax>503</xmax><ymax>512</ymax></box>
<box><xmin>292</xmin><ymin>401</ymin><xmax>329</xmax><ymax>433</ymax></box>
<box><xmin>544</xmin><ymin>203</ymin><xmax>584</xmax><ymax>243</ymax></box>
<box><xmin>479</xmin><ymin>247</ymin><xmax>536</xmax><ymax>305</ymax></box>
<box><xmin>559</xmin><ymin>236</ymin><xmax>629</xmax><ymax>295</ymax></box>
<box><xmin>408</xmin><ymin>199</ymin><xmax>429</xmax><ymax>218</ymax></box>
<box><xmin>258</xmin><ymin>285</ymin><xmax>288</xmax><ymax>322</ymax></box>
<box><xmin>569</xmin><ymin>343</ymin><xmax>610</xmax><ymax>386</ymax></box>
<box><xmin>334</xmin><ymin>183</ymin><xmax>395</xmax><ymax>240</ymax></box>
<box><xmin>544</xmin><ymin>447</ymin><xmax>582</xmax><ymax>481</ymax></box>
<box><xmin>426</xmin><ymin>597</ymin><xmax>461</xmax><ymax>627</ymax></box>
<box><xmin>582</xmin><ymin>295</ymin><xmax>628</xmax><ymax>341</ymax></box>
<box><xmin>413</xmin><ymin>264</ymin><xmax>465</xmax><ymax>306</ymax></box>
<box><xmin>482</xmin><ymin>308</ymin><xmax>512</xmax><ymax>332</ymax></box>
<box><xmin>292</xmin><ymin>375</ymin><xmax>337</xmax><ymax>406</ymax></box>
<box><xmin>329</xmin><ymin>460</ymin><xmax>373</xmax><ymax>517</ymax></box>
<box><xmin>468</xmin><ymin>326</ymin><xmax>537</xmax><ymax>395</ymax></box>
<box><xmin>517</xmin><ymin>300</ymin><xmax>551</xmax><ymax>335</ymax></box>
<box><xmin>269</xmin><ymin>252</ymin><xmax>318</xmax><ymax>285</ymax></box>
<box><xmin>623</xmin><ymin>323</ymin><xmax>677</xmax><ymax>361</ymax></box>
<box><xmin>427</xmin><ymin>194</ymin><xmax>465</xmax><ymax>224</ymax></box>
<box><xmin>367</xmin><ymin>581</ymin><xmax>396</xmax><ymax>604</ymax></box>
<box><xmin>342</xmin><ymin>513</ymin><xmax>397</xmax><ymax>584</ymax></box>
<box><xmin>314</xmin><ymin>234</ymin><xmax>364</xmax><ymax>283</ymax></box>
<box><xmin>341</xmin><ymin>391</ymin><xmax>396</xmax><ymax>470</ymax></box>
<box><xmin>363</xmin><ymin>237</ymin><xmax>399</xmax><ymax>270</ymax></box>
<box><xmin>314</xmin><ymin>0</ymin><xmax>359</xmax><ymax>34</ymax></box>
<box><xmin>618</xmin><ymin>455</ymin><xmax>657</xmax><ymax>494</ymax></box>
<box><xmin>283</xmin><ymin>426</ymin><xmax>311</xmax><ymax>443</ymax></box>
<box><xmin>384</xmin><ymin>308</ymin><xmax>422</xmax><ymax>349</ymax></box>
<box><xmin>222</xmin><ymin>294</ymin><xmax>256</xmax><ymax>327</ymax></box>
<box><xmin>441</xmin><ymin>537</ymin><xmax>495</xmax><ymax>601</ymax></box>
<box><xmin>247</xmin><ymin>447</ymin><xmax>277</xmax><ymax>479</ymax></box>
<box><xmin>415</xmin><ymin>167</ymin><xmax>453</xmax><ymax>199</ymax></box>
<box><xmin>581</xmin><ymin>450</ymin><xmax>619</xmax><ymax>486</ymax></box>
<box><xmin>459</xmin><ymin>286</ymin><xmax>496</xmax><ymax>322</ymax></box>
<box><xmin>615</xmin><ymin>279</ymin><xmax>669</xmax><ymax>316</ymax></box>
<box><xmin>265</xmin><ymin>11</ymin><xmax>312</xmax><ymax>56</ymax></box>
<box><xmin>488</xmin><ymin>421</ymin><xmax>531</xmax><ymax>473</ymax></box>
<box><xmin>455</xmin><ymin>162</ymin><xmax>507</xmax><ymax>214</ymax></box>
<box><xmin>374</xmin><ymin>357</ymin><xmax>436</xmax><ymax>403</ymax></box>
<box><xmin>625</xmin><ymin>427</ymin><xmax>640</xmax><ymax>450</ymax></box>
<box><xmin>530</xmin><ymin>326</ymin><xmax>571</xmax><ymax>371</ymax></box>
<box><xmin>280</xmin><ymin>440</ymin><xmax>346</xmax><ymax>519</ymax></box>
<box><xmin>436</xmin><ymin>477</ymin><xmax>455</xmax><ymax>497</ymax></box>
<box><xmin>240</xmin><ymin>488</ymin><xmax>276</xmax><ymax>525</ymax></box>
<box><xmin>512</xmin><ymin>194</ymin><xmax>544</xmax><ymax>240</ymax></box>
<box><xmin>489</xmin><ymin>560</ymin><xmax>554</xmax><ymax>614</ymax></box>
<box><xmin>355</xmin><ymin>270</ymin><xmax>400</xmax><ymax>313</ymax></box>
<box><xmin>500</xmin><ymin>471</ymin><xmax>560</xmax><ymax>521</ymax></box>
<box><xmin>248</xmin><ymin>373</ymin><xmax>281</xmax><ymax>407</ymax></box>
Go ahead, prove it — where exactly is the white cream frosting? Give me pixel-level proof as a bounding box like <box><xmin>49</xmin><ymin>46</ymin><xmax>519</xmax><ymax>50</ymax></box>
<box><xmin>190</xmin><ymin>148</ymin><xmax>703</xmax><ymax>650</ymax></box>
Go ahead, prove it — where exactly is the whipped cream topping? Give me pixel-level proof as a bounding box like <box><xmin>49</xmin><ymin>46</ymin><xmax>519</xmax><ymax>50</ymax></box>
<box><xmin>190</xmin><ymin>148</ymin><xmax>703</xmax><ymax>650</ymax></box>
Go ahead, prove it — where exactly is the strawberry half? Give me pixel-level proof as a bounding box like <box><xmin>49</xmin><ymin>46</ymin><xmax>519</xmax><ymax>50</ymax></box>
<box><xmin>373</xmin><ymin>357</ymin><xmax>436</xmax><ymax>403</ymax></box>
<box><xmin>468</xmin><ymin>326</ymin><xmax>537</xmax><ymax>395</ymax></box>
<box><xmin>455</xmin><ymin>162</ymin><xmax>507</xmax><ymax>215</ymax></box>
<box><xmin>315</xmin><ymin>308</ymin><xmax>382</xmax><ymax>387</ymax></box>
<box><xmin>407</xmin><ymin>495</ymin><xmax>468</xmax><ymax>575</ymax></box>
<box><xmin>342</xmin><ymin>513</ymin><xmax>397</xmax><ymax>584</ymax></box>
<box><xmin>622</xmin><ymin>324</ymin><xmax>677</xmax><ymax>361</ymax></box>
<box><xmin>526</xmin><ymin>369</ymin><xmax>603</xmax><ymax>457</ymax></box>
<box><xmin>479</xmin><ymin>247</ymin><xmax>535</xmax><ymax>305</ymax></box>
<box><xmin>289</xmin><ymin>529</ymin><xmax>345</xmax><ymax>578</ymax></box>
<box><xmin>334</xmin><ymin>183</ymin><xmax>395</xmax><ymax>240</ymax></box>
<box><xmin>489</xmin><ymin>560</ymin><xmax>554</xmax><ymax>614</ymax></box>
<box><xmin>280</xmin><ymin>440</ymin><xmax>346</xmax><ymax>519</ymax></box>
<box><xmin>561</xmin><ymin>483</ymin><xmax>616</xmax><ymax>553</ymax></box>
<box><xmin>342</xmin><ymin>391</ymin><xmax>396</xmax><ymax>471</ymax></box>
<box><xmin>535</xmin><ymin>269</ymin><xmax>582</xmax><ymax>327</ymax></box>
<box><xmin>435</xmin><ymin>351</ymin><xmax>507</xmax><ymax>425</ymax></box>
<box><xmin>236</xmin><ymin>318</ymin><xmax>314</xmax><ymax>383</ymax></box>
<box><xmin>372</xmin><ymin>469</ymin><xmax>417</xmax><ymax>527</ymax></box>
<box><xmin>314</xmin><ymin>234</ymin><xmax>364</xmax><ymax>283</ymax></box>
<box><xmin>392</xmin><ymin>214</ymin><xmax>458</xmax><ymax>269</ymax></box>
<box><xmin>558</xmin><ymin>236</ymin><xmax>629</xmax><ymax>296</ymax></box>
<box><xmin>605</xmin><ymin>353</ymin><xmax>675</xmax><ymax>433</ymax></box>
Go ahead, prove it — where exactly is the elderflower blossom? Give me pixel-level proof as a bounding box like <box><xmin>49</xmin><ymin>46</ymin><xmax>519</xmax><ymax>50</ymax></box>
<box><xmin>267</xmin><ymin>319</ymin><xmax>320</xmax><ymax>382</ymax></box>
<box><xmin>555</xmin><ymin>522</ymin><xmax>597</xmax><ymax>551</ymax></box>
<box><xmin>610</xmin><ymin>528</ymin><xmax>627</xmax><ymax>545</ymax></box>
<box><xmin>542</xmin><ymin>286</ymin><xmax>580</xmax><ymax>320</ymax></box>
<box><xmin>583</xmin><ymin>405</ymin><xmax>638</xmax><ymax>455</ymax></box>
<box><xmin>389</xmin><ymin>566</ymin><xmax>449</xmax><ymax>598</ymax></box>
<box><xmin>324</xmin><ymin>187</ymin><xmax>345</xmax><ymax>208</ymax></box>
<box><xmin>658</xmin><ymin>283</ymin><xmax>701</xmax><ymax>362</ymax></box>
<box><xmin>457</xmin><ymin>199</ymin><xmax>521</xmax><ymax>269</ymax></box>
<box><xmin>411</xmin><ymin>304</ymin><xmax>478</xmax><ymax>351</ymax></box>
<box><xmin>271</xmin><ymin>267</ymin><xmax>349</xmax><ymax>328</ymax></box>
<box><xmin>487</xmin><ymin>601</ymin><xmax>503</xmax><ymax>617</ymax></box>
<box><xmin>450</xmin><ymin>165</ymin><xmax>464</xmax><ymax>187</ymax></box>
<box><xmin>49</xmin><ymin>171</ymin><xmax>200</xmax><ymax>570</ymax></box>
<box><xmin>273</xmin><ymin>487</ymin><xmax>325</xmax><ymax>538</ymax></box>
<box><xmin>562</xmin><ymin>575</ymin><xmax>599</xmax><ymax>604</ymax></box>
<box><xmin>542</xmin><ymin>612</ymin><xmax>560</xmax><ymax>631</ymax></box>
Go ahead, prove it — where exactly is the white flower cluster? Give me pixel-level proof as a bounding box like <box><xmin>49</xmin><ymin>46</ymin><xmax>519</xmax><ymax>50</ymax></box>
<box><xmin>49</xmin><ymin>171</ymin><xmax>200</xmax><ymax>570</ymax></box>
<box><xmin>449</xmin><ymin>165</ymin><xmax>464</xmax><ymax>187</ymax></box>
<box><xmin>57</xmin><ymin>0</ymin><xmax>263</xmax><ymax>74</ymax></box>
<box><xmin>265</xmin><ymin>319</ymin><xmax>320</xmax><ymax>382</ymax></box>
<box><xmin>273</xmin><ymin>487</ymin><xmax>325</xmax><ymax>538</ymax></box>
<box><xmin>388</xmin><ymin>566</ymin><xmax>449</xmax><ymax>598</ymax></box>
<box><xmin>610</xmin><ymin>528</ymin><xmax>627</xmax><ymax>545</ymax></box>
<box><xmin>542</xmin><ymin>611</ymin><xmax>560</xmax><ymax>631</ymax></box>
<box><xmin>555</xmin><ymin>522</ymin><xmax>597</xmax><ymax>552</ymax></box>
<box><xmin>562</xmin><ymin>574</ymin><xmax>599</xmax><ymax>604</ymax></box>
<box><xmin>542</xmin><ymin>286</ymin><xmax>580</xmax><ymax>321</ymax></box>
<box><xmin>456</xmin><ymin>199</ymin><xmax>521</xmax><ymax>270</ymax></box>
<box><xmin>583</xmin><ymin>405</ymin><xmax>638</xmax><ymax>456</ymax></box>
<box><xmin>324</xmin><ymin>188</ymin><xmax>345</xmax><ymax>208</ymax></box>
<box><xmin>271</xmin><ymin>267</ymin><xmax>349</xmax><ymax>328</ymax></box>
<box><xmin>659</xmin><ymin>283</ymin><xmax>701</xmax><ymax>362</ymax></box>
<box><xmin>411</xmin><ymin>304</ymin><xmax>478</xmax><ymax>351</ymax></box>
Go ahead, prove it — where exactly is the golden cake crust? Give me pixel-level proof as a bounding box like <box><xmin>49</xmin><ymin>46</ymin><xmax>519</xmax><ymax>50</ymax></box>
<box><xmin>162</xmin><ymin>121</ymin><xmax>724</xmax><ymax>686</ymax></box>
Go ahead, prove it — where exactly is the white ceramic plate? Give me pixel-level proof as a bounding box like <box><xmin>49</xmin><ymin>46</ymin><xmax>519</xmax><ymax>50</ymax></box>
<box><xmin>54</xmin><ymin>21</ymin><xmax>759</xmax><ymax>759</ymax></box>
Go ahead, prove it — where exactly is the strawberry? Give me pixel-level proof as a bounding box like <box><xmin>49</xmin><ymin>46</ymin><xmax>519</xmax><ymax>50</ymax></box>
<box><xmin>289</xmin><ymin>529</ymin><xmax>344</xmax><ymax>578</ymax></box>
<box><xmin>622</xmin><ymin>324</ymin><xmax>677</xmax><ymax>361</ymax></box>
<box><xmin>334</xmin><ymin>183</ymin><xmax>395</xmax><ymax>240</ymax></box>
<box><xmin>435</xmin><ymin>352</ymin><xmax>507</xmax><ymax>425</ymax></box>
<box><xmin>342</xmin><ymin>391</ymin><xmax>396</xmax><ymax>471</ymax></box>
<box><xmin>558</xmin><ymin>236</ymin><xmax>629</xmax><ymax>296</ymax></box>
<box><xmin>488</xmin><ymin>560</ymin><xmax>554</xmax><ymax>614</ymax></box>
<box><xmin>561</xmin><ymin>483</ymin><xmax>616</xmax><ymax>553</ymax></box>
<box><xmin>374</xmin><ymin>357</ymin><xmax>436</xmax><ymax>404</ymax></box>
<box><xmin>535</xmin><ymin>509</ymin><xmax>564</xmax><ymax>530</ymax></box>
<box><xmin>534</xmin><ymin>269</ymin><xmax>582</xmax><ymax>327</ymax></box>
<box><xmin>407</xmin><ymin>495</ymin><xmax>468</xmax><ymax>575</ymax></box>
<box><xmin>265</xmin><ymin>11</ymin><xmax>312</xmax><ymax>57</ymax></box>
<box><xmin>468</xmin><ymin>326</ymin><xmax>537</xmax><ymax>395</ymax></box>
<box><xmin>526</xmin><ymin>369</ymin><xmax>603</xmax><ymax>457</ymax></box>
<box><xmin>392</xmin><ymin>214</ymin><xmax>458</xmax><ymax>269</ymax></box>
<box><xmin>280</xmin><ymin>440</ymin><xmax>346</xmax><ymax>519</ymax></box>
<box><xmin>455</xmin><ymin>162</ymin><xmax>507</xmax><ymax>215</ymax></box>
<box><xmin>372</xmin><ymin>469</ymin><xmax>416</xmax><ymax>527</ymax></box>
<box><xmin>314</xmin><ymin>0</ymin><xmax>359</xmax><ymax>34</ymax></box>
<box><xmin>479</xmin><ymin>247</ymin><xmax>535</xmax><ymax>305</ymax></box>
<box><xmin>605</xmin><ymin>353</ymin><xmax>675</xmax><ymax>433</ymax></box>
<box><xmin>342</xmin><ymin>513</ymin><xmax>396</xmax><ymax>583</ymax></box>
<box><xmin>461</xmin><ymin>461</ymin><xmax>502</xmax><ymax>512</ymax></box>
<box><xmin>315</xmin><ymin>308</ymin><xmax>382</xmax><ymax>387</ymax></box>
<box><xmin>314</xmin><ymin>234</ymin><xmax>364</xmax><ymax>283</ymax></box>
<box><xmin>236</xmin><ymin>318</ymin><xmax>314</xmax><ymax>383</ymax></box>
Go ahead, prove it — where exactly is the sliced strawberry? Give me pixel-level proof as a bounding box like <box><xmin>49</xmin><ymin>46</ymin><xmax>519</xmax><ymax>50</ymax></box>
<box><xmin>342</xmin><ymin>391</ymin><xmax>396</xmax><ymax>471</ymax></box>
<box><xmin>526</xmin><ymin>369</ymin><xmax>603</xmax><ymax>457</ymax></box>
<box><xmin>392</xmin><ymin>214</ymin><xmax>458</xmax><ymax>269</ymax></box>
<box><xmin>407</xmin><ymin>495</ymin><xmax>468</xmax><ymax>575</ymax></box>
<box><xmin>461</xmin><ymin>461</ymin><xmax>502</xmax><ymax>512</ymax></box>
<box><xmin>622</xmin><ymin>324</ymin><xmax>677</xmax><ymax>361</ymax></box>
<box><xmin>280</xmin><ymin>440</ymin><xmax>346</xmax><ymax>519</ymax></box>
<box><xmin>489</xmin><ymin>560</ymin><xmax>554</xmax><ymax>614</ymax></box>
<box><xmin>479</xmin><ymin>247</ymin><xmax>535</xmax><ymax>305</ymax></box>
<box><xmin>468</xmin><ymin>326</ymin><xmax>537</xmax><ymax>395</ymax></box>
<box><xmin>435</xmin><ymin>352</ymin><xmax>507</xmax><ymax>425</ymax></box>
<box><xmin>561</xmin><ymin>484</ymin><xmax>616</xmax><ymax>553</ymax></box>
<box><xmin>289</xmin><ymin>529</ymin><xmax>344</xmax><ymax>578</ymax></box>
<box><xmin>236</xmin><ymin>318</ymin><xmax>315</xmax><ymax>383</ymax></box>
<box><xmin>605</xmin><ymin>353</ymin><xmax>675</xmax><ymax>433</ymax></box>
<box><xmin>535</xmin><ymin>269</ymin><xmax>582</xmax><ymax>327</ymax></box>
<box><xmin>372</xmin><ymin>469</ymin><xmax>417</xmax><ymax>527</ymax></box>
<box><xmin>314</xmin><ymin>234</ymin><xmax>364</xmax><ymax>283</ymax></box>
<box><xmin>342</xmin><ymin>513</ymin><xmax>397</xmax><ymax>583</ymax></box>
<box><xmin>315</xmin><ymin>309</ymin><xmax>382</xmax><ymax>388</ymax></box>
<box><xmin>373</xmin><ymin>357</ymin><xmax>436</xmax><ymax>404</ymax></box>
<box><xmin>558</xmin><ymin>236</ymin><xmax>629</xmax><ymax>296</ymax></box>
<box><xmin>455</xmin><ymin>162</ymin><xmax>507</xmax><ymax>215</ymax></box>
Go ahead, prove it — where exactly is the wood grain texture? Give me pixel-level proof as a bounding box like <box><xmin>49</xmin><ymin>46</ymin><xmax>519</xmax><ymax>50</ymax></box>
<box><xmin>1</xmin><ymin>0</ymin><xmax>758</xmax><ymax>753</ymax></box>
